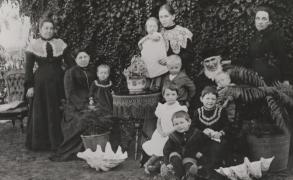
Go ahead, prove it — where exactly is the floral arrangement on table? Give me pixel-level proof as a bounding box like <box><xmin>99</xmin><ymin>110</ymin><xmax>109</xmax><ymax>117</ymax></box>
<box><xmin>77</xmin><ymin>142</ymin><xmax>128</xmax><ymax>172</ymax></box>
<box><xmin>123</xmin><ymin>55</ymin><xmax>147</xmax><ymax>92</ymax></box>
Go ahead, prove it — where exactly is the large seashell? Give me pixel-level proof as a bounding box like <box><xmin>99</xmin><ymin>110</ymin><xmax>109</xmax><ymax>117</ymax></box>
<box><xmin>216</xmin><ymin>167</ymin><xmax>237</xmax><ymax>180</ymax></box>
<box><xmin>260</xmin><ymin>156</ymin><xmax>274</xmax><ymax>172</ymax></box>
<box><xmin>77</xmin><ymin>141</ymin><xmax>128</xmax><ymax>171</ymax></box>
<box><xmin>244</xmin><ymin>157</ymin><xmax>262</xmax><ymax>178</ymax></box>
<box><xmin>230</xmin><ymin>163</ymin><xmax>250</xmax><ymax>180</ymax></box>
<box><xmin>215</xmin><ymin>157</ymin><xmax>274</xmax><ymax>180</ymax></box>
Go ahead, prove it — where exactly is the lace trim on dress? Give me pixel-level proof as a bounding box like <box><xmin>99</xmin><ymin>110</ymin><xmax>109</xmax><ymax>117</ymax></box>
<box><xmin>94</xmin><ymin>80</ymin><xmax>112</xmax><ymax>88</ymax></box>
<box><xmin>197</xmin><ymin>107</ymin><xmax>222</xmax><ymax>126</ymax></box>
<box><xmin>161</xmin><ymin>25</ymin><xmax>193</xmax><ymax>54</ymax></box>
<box><xmin>26</xmin><ymin>38</ymin><xmax>67</xmax><ymax>57</ymax></box>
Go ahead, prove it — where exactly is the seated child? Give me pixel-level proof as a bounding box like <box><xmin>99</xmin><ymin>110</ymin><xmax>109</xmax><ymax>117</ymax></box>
<box><xmin>141</xmin><ymin>84</ymin><xmax>188</xmax><ymax>174</ymax></box>
<box><xmin>192</xmin><ymin>86</ymin><xmax>230</xmax><ymax>169</ymax></box>
<box><xmin>138</xmin><ymin>17</ymin><xmax>168</xmax><ymax>90</ymax></box>
<box><xmin>89</xmin><ymin>64</ymin><xmax>113</xmax><ymax>113</ymax></box>
<box><xmin>161</xmin><ymin>110</ymin><xmax>208</xmax><ymax>179</ymax></box>
<box><xmin>162</xmin><ymin>55</ymin><xmax>196</xmax><ymax>107</ymax></box>
<box><xmin>161</xmin><ymin>112</ymin><xmax>228</xmax><ymax>180</ymax></box>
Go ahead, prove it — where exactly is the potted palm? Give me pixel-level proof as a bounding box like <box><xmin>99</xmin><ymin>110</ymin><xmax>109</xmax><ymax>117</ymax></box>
<box><xmin>217</xmin><ymin>65</ymin><xmax>293</xmax><ymax>172</ymax></box>
<box><xmin>81</xmin><ymin>112</ymin><xmax>114</xmax><ymax>151</ymax></box>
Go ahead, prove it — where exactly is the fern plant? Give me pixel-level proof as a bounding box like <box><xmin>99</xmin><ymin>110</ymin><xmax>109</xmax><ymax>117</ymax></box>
<box><xmin>218</xmin><ymin>65</ymin><xmax>293</xmax><ymax>135</ymax></box>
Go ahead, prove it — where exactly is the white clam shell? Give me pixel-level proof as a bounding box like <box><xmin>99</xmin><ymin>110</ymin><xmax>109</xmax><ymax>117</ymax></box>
<box><xmin>77</xmin><ymin>142</ymin><xmax>128</xmax><ymax>171</ymax></box>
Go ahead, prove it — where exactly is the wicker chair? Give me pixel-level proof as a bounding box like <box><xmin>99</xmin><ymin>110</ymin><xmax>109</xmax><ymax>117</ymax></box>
<box><xmin>0</xmin><ymin>69</ymin><xmax>28</xmax><ymax>132</ymax></box>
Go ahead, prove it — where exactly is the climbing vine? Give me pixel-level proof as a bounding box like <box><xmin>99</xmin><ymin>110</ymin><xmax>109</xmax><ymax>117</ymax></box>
<box><xmin>20</xmin><ymin>0</ymin><xmax>293</xmax><ymax>90</ymax></box>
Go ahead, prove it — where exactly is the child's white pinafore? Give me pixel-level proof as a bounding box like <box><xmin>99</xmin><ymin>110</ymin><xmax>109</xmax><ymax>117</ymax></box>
<box><xmin>142</xmin><ymin>101</ymin><xmax>187</xmax><ymax>156</ymax></box>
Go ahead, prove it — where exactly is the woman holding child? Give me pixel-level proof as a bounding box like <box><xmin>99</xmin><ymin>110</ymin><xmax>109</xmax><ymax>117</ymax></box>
<box><xmin>158</xmin><ymin>4</ymin><xmax>194</xmax><ymax>73</ymax></box>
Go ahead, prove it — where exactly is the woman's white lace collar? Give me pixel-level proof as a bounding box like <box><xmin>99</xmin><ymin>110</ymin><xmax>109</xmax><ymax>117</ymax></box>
<box><xmin>26</xmin><ymin>38</ymin><xmax>67</xmax><ymax>57</ymax></box>
<box><xmin>161</xmin><ymin>25</ymin><xmax>193</xmax><ymax>54</ymax></box>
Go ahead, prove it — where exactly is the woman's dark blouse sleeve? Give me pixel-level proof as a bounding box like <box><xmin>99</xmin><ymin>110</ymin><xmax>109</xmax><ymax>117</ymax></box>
<box><xmin>271</xmin><ymin>32</ymin><xmax>291</xmax><ymax>81</ymax></box>
<box><xmin>63</xmin><ymin>47</ymin><xmax>75</xmax><ymax>69</ymax></box>
<box><xmin>24</xmin><ymin>51</ymin><xmax>35</xmax><ymax>89</ymax></box>
<box><xmin>89</xmin><ymin>81</ymin><xmax>95</xmax><ymax>98</ymax></box>
<box><xmin>64</xmin><ymin>68</ymin><xmax>86</xmax><ymax>110</ymax></box>
<box><xmin>178</xmin><ymin>39</ymin><xmax>193</xmax><ymax>71</ymax></box>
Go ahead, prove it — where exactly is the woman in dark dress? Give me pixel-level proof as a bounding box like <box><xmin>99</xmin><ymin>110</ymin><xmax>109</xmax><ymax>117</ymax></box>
<box><xmin>158</xmin><ymin>4</ymin><xmax>194</xmax><ymax>74</ymax></box>
<box><xmin>25</xmin><ymin>18</ymin><xmax>74</xmax><ymax>151</ymax></box>
<box><xmin>245</xmin><ymin>6</ymin><xmax>291</xmax><ymax>85</ymax></box>
<box><xmin>49</xmin><ymin>51</ymin><xmax>95</xmax><ymax>161</ymax></box>
<box><xmin>50</xmin><ymin>51</ymin><xmax>120</xmax><ymax>161</ymax></box>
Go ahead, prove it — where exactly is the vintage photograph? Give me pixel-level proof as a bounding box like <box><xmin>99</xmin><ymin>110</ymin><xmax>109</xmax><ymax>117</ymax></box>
<box><xmin>0</xmin><ymin>0</ymin><xmax>293</xmax><ymax>179</ymax></box>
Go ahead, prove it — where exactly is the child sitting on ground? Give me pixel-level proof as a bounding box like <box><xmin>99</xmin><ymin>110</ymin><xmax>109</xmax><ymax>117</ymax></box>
<box><xmin>162</xmin><ymin>55</ymin><xmax>195</xmax><ymax>107</ymax></box>
<box><xmin>192</xmin><ymin>86</ymin><xmax>231</xmax><ymax>170</ymax></box>
<box><xmin>141</xmin><ymin>84</ymin><xmax>188</xmax><ymax>174</ymax></box>
<box><xmin>160</xmin><ymin>110</ymin><xmax>208</xmax><ymax>179</ymax></box>
<box><xmin>138</xmin><ymin>17</ymin><xmax>168</xmax><ymax>90</ymax></box>
<box><xmin>89</xmin><ymin>64</ymin><xmax>113</xmax><ymax>114</ymax></box>
<box><xmin>161</xmin><ymin>111</ymin><xmax>229</xmax><ymax>180</ymax></box>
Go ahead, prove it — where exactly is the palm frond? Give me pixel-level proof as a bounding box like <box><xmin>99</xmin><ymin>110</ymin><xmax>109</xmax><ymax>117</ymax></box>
<box><xmin>218</xmin><ymin>85</ymin><xmax>267</xmax><ymax>103</ymax></box>
<box><xmin>225</xmin><ymin>65</ymin><xmax>266</xmax><ymax>87</ymax></box>
<box><xmin>260</xmin><ymin>87</ymin><xmax>293</xmax><ymax>108</ymax></box>
<box><xmin>266</xmin><ymin>96</ymin><xmax>289</xmax><ymax>132</ymax></box>
<box><xmin>272</xmin><ymin>81</ymin><xmax>293</xmax><ymax>99</ymax></box>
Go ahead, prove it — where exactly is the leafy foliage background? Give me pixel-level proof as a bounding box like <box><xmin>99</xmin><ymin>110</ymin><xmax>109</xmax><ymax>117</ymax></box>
<box><xmin>19</xmin><ymin>0</ymin><xmax>293</xmax><ymax>90</ymax></box>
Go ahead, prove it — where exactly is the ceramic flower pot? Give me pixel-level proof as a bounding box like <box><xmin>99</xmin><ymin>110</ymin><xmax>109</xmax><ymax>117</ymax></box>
<box><xmin>126</xmin><ymin>78</ymin><xmax>146</xmax><ymax>93</ymax></box>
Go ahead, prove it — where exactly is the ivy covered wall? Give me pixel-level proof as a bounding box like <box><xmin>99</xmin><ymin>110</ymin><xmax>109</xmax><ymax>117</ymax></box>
<box><xmin>20</xmin><ymin>0</ymin><xmax>293</xmax><ymax>90</ymax></box>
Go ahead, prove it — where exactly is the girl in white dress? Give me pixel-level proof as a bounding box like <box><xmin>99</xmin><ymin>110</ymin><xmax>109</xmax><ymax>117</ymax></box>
<box><xmin>142</xmin><ymin>84</ymin><xmax>188</xmax><ymax>174</ymax></box>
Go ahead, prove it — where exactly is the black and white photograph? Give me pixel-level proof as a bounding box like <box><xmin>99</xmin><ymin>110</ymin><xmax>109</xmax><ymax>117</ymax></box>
<box><xmin>0</xmin><ymin>0</ymin><xmax>293</xmax><ymax>179</ymax></box>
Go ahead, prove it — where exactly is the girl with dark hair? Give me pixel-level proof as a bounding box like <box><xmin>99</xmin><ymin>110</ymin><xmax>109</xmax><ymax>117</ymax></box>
<box><xmin>25</xmin><ymin>17</ymin><xmax>74</xmax><ymax>151</ymax></box>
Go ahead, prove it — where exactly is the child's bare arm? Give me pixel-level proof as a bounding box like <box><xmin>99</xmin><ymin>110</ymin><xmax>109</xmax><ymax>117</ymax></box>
<box><xmin>138</xmin><ymin>35</ymin><xmax>150</xmax><ymax>50</ymax></box>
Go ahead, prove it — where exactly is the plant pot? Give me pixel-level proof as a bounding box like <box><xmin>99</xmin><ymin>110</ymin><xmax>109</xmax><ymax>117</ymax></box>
<box><xmin>81</xmin><ymin>131</ymin><xmax>110</xmax><ymax>151</ymax></box>
<box><xmin>247</xmin><ymin>133</ymin><xmax>290</xmax><ymax>172</ymax></box>
<box><xmin>126</xmin><ymin>78</ymin><xmax>146</xmax><ymax>93</ymax></box>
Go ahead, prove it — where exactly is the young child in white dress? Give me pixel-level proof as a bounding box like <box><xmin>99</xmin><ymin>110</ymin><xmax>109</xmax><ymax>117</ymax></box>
<box><xmin>141</xmin><ymin>84</ymin><xmax>188</xmax><ymax>174</ymax></box>
<box><xmin>138</xmin><ymin>17</ymin><xmax>168</xmax><ymax>90</ymax></box>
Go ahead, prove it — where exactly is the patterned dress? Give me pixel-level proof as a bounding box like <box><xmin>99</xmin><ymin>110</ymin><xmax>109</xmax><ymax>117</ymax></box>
<box><xmin>25</xmin><ymin>38</ymin><xmax>74</xmax><ymax>151</ymax></box>
<box><xmin>192</xmin><ymin>106</ymin><xmax>229</xmax><ymax>169</ymax></box>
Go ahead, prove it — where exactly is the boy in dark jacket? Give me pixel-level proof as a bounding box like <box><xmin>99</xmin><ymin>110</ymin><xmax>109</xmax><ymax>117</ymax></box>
<box><xmin>161</xmin><ymin>110</ymin><xmax>226</xmax><ymax>180</ymax></box>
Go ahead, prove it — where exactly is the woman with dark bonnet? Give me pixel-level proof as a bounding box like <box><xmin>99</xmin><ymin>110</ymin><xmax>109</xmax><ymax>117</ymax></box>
<box><xmin>158</xmin><ymin>4</ymin><xmax>194</xmax><ymax>74</ymax></box>
<box><xmin>243</xmin><ymin>6</ymin><xmax>292</xmax><ymax>85</ymax></box>
<box><xmin>25</xmin><ymin>17</ymin><xmax>74</xmax><ymax>151</ymax></box>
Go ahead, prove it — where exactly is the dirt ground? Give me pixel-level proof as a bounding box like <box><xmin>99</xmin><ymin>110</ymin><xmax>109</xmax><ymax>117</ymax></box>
<box><xmin>1</xmin><ymin>120</ymin><xmax>293</xmax><ymax>180</ymax></box>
